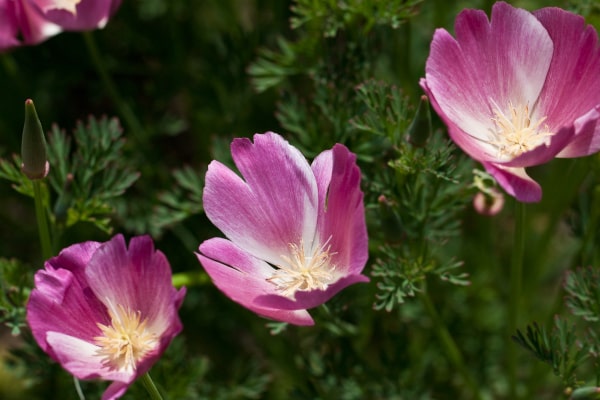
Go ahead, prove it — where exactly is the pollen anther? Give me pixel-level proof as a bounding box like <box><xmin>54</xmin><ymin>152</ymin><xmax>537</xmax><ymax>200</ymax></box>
<box><xmin>489</xmin><ymin>102</ymin><xmax>553</xmax><ymax>158</ymax></box>
<box><xmin>94</xmin><ymin>302</ymin><xmax>158</xmax><ymax>372</ymax></box>
<box><xmin>267</xmin><ymin>238</ymin><xmax>338</xmax><ymax>298</ymax></box>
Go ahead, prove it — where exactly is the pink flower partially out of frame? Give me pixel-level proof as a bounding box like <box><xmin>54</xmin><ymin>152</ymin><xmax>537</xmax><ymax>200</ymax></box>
<box><xmin>27</xmin><ymin>235</ymin><xmax>186</xmax><ymax>400</ymax></box>
<box><xmin>420</xmin><ymin>1</ymin><xmax>600</xmax><ymax>202</ymax></box>
<box><xmin>0</xmin><ymin>0</ymin><xmax>122</xmax><ymax>51</ymax></box>
<box><xmin>197</xmin><ymin>132</ymin><xmax>369</xmax><ymax>326</ymax></box>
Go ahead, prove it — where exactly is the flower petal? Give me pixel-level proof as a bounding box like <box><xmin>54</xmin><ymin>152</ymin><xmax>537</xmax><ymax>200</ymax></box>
<box><xmin>534</xmin><ymin>7</ymin><xmax>600</xmax><ymax>134</ymax></box>
<box><xmin>102</xmin><ymin>382</ymin><xmax>129</xmax><ymax>400</ymax></box>
<box><xmin>85</xmin><ymin>235</ymin><xmax>184</xmax><ymax>337</ymax></box>
<box><xmin>422</xmin><ymin>2</ymin><xmax>554</xmax><ymax>162</ymax></box>
<box><xmin>118</xmin><ymin>235</ymin><xmax>184</xmax><ymax>334</ymax></box>
<box><xmin>312</xmin><ymin>144</ymin><xmax>368</xmax><ymax>275</ymax></box>
<box><xmin>84</xmin><ymin>235</ymin><xmax>136</xmax><ymax>312</ymax></box>
<box><xmin>483</xmin><ymin>162</ymin><xmax>541</xmax><ymax>202</ymax></box>
<box><xmin>40</xmin><ymin>0</ymin><xmax>122</xmax><ymax>30</ymax></box>
<box><xmin>255</xmin><ymin>274</ymin><xmax>370</xmax><ymax>311</ymax></box>
<box><xmin>203</xmin><ymin>132</ymin><xmax>318</xmax><ymax>267</ymax></box>
<box><xmin>557</xmin><ymin>104</ymin><xmax>600</xmax><ymax>158</ymax></box>
<box><xmin>0</xmin><ymin>1</ymin><xmax>20</xmax><ymax>51</ymax></box>
<box><xmin>102</xmin><ymin>381</ymin><xmax>130</xmax><ymax>400</ymax></box>
<box><xmin>27</xmin><ymin>241</ymin><xmax>107</xmax><ymax>358</ymax></box>
<box><xmin>12</xmin><ymin>0</ymin><xmax>62</xmax><ymax>45</ymax></box>
<box><xmin>45</xmin><ymin>332</ymin><xmax>133</xmax><ymax>384</ymax></box>
<box><xmin>197</xmin><ymin>238</ymin><xmax>314</xmax><ymax>326</ymax></box>
<box><xmin>498</xmin><ymin>124</ymin><xmax>575</xmax><ymax>167</ymax></box>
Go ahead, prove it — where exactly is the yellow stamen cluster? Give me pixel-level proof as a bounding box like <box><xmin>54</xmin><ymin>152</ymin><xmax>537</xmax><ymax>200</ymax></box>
<box><xmin>94</xmin><ymin>303</ymin><xmax>158</xmax><ymax>372</ymax></box>
<box><xmin>489</xmin><ymin>103</ymin><xmax>553</xmax><ymax>158</ymax></box>
<box><xmin>267</xmin><ymin>239</ymin><xmax>337</xmax><ymax>298</ymax></box>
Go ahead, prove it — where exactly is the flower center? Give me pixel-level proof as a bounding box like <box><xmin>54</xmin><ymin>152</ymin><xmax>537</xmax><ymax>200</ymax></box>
<box><xmin>94</xmin><ymin>302</ymin><xmax>158</xmax><ymax>372</ymax></box>
<box><xmin>489</xmin><ymin>103</ymin><xmax>553</xmax><ymax>159</ymax></box>
<box><xmin>267</xmin><ymin>239</ymin><xmax>337</xmax><ymax>298</ymax></box>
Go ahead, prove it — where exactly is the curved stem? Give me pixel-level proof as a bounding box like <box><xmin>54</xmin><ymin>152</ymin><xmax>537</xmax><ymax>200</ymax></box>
<box><xmin>83</xmin><ymin>32</ymin><xmax>146</xmax><ymax>144</ymax></box>
<box><xmin>140</xmin><ymin>372</ymin><xmax>163</xmax><ymax>400</ymax></box>
<box><xmin>33</xmin><ymin>180</ymin><xmax>52</xmax><ymax>260</ymax></box>
<box><xmin>419</xmin><ymin>290</ymin><xmax>482</xmax><ymax>400</ymax></box>
<box><xmin>508</xmin><ymin>201</ymin><xmax>525</xmax><ymax>399</ymax></box>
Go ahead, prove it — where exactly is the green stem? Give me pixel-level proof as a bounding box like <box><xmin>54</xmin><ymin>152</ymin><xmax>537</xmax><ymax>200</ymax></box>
<box><xmin>82</xmin><ymin>32</ymin><xmax>146</xmax><ymax>143</ymax></box>
<box><xmin>73</xmin><ymin>376</ymin><xmax>85</xmax><ymax>400</ymax></box>
<box><xmin>172</xmin><ymin>271</ymin><xmax>210</xmax><ymax>288</ymax></box>
<box><xmin>419</xmin><ymin>290</ymin><xmax>482</xmax><ymax>400</ymax></box>
<box><xmin>140</xmin><ymin>372</ymin><xmax>163</xmax><ymax>400</ymax></box>
<box><xmin>508</xmin><ymin>201</ymin><xmax>526</xmax><ymax>399</ymax></box>
<box><xmin>33</xmin><ymin>180</ymin><xmax>52</xmax><ymax>260</ymax></box>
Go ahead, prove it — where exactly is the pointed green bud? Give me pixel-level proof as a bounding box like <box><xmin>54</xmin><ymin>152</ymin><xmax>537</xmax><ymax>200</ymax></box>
<box><xmin>21</xmin><ymin>99</ymin><xmax>49</xmax><ymax>180</ymax></box>
<box><xmin>406</xmin><ymin>95</ymin><xmax>432</xmax><ymax>147</ymax></box>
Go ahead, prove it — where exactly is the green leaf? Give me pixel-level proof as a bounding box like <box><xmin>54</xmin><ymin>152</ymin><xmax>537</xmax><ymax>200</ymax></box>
<box><xmin>46</xmin><ymin>116</ymin><xmax>140</xmax><ymax>234</ymax></box>
<box><xmin>513</xmin><ymin>317</ymin><xmax>590</xmax><ymax>387</ymax></box>
<box><xmin>565</xmin><ymin>267</ymin><xmax>600</xmax><ymax>322</ymax></box>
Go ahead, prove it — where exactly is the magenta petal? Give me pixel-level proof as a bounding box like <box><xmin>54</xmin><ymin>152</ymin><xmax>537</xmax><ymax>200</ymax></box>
<box><xmin>85</xmin><ymin>235</ymin><xmax>183</xmax><ymax>338</ymax></box>
<box><xmin>534</xmin><ymin>7</ymin><xmax>600</xmax><ymax>132</ymax></box>
<box><xmin>255</xmin><ymin>274</ymin><xmax>370</xmax><ymax>311</ymax></box>
<box><xmin>203</xmin><ymin>132</ymin><xmax>318</xmax><ymax>266</ymax></box>
<box><xmin>199</xmin><ymin>237</ymin><xmax>274</xmax><ymax>277</ymax></box>
<box><xmin>46</xmin><ymin>332</ymin><xmax>132</xmax><ymax>382</ymax></box>
<box><xmin>421</xmin><ymin>79</ymin><xmax>496</xmax><ymax>162</ymax></box>
<box><xmin>198</xmin><ymin>238</ymin><xmax>314</xmax><ymax>326</ymax></box>
<box><xmin>102</xmin><ymin>382</ymin><xmax>129</xmax><ymax>400</ymax></box>
<box><xmin>312</xmin><ymin>144</ymin><xmax>368</xmax><ymax>275</ymax></box>
<box><xmin>0</xmin><ymin>1</ymin><xmax>20</xmax><ymax>51</ymax></box>
<box><xmin>557</xmin><ymin>106</ymin><xmax>600</xmax><ymax>158</ymax></box>
<box><xmin>84</xmin><ymin>235</ymin><xmax>137</xmax><ymax>312</ymax></box>
<box><xmin>13</xmin><ymin>0</ymin><xmax>62</xmax><ymax>45</ymax></box>
<box><xmin>42</xmin><ymin>0</ymin><xmax>123</xmax><ymax>30</ymax></box>
<box><xmin>27</xmin><ymin>241</ymin><xmax>107</xmax><ymax>358</ymax></box>
<box><xmin>483</xmin><ymin>162</ymin><xmax>541</xmax><ymax>203</ymax></box>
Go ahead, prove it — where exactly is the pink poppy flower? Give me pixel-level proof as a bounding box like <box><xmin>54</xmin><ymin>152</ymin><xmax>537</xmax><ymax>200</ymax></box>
<box><xmin>27</xmin><ymin>235</ymin><xmax>186</xmax><ymax>400</ymax></box>
<box><xmin>197</xmin><ymin>132</ymin><xmax>369</xmax><ymax>326</ymax></box>
<box><xmin>0</xmin><ymin>0</ymin><xmax>122</xmax><ymax>51</ymax></box>
<box><xmin>420</xmin><ymin>2</ymin><xmax>600</xmax><ymax>202</ymax></box>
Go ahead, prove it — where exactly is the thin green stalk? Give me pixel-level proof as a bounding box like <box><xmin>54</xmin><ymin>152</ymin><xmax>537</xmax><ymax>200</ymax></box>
<box><xmin>418</xmin><ymin>290</ymin><xmax>482</xmax><ymax>400</ymax></box>
<box><xmin>33</xmin><ymin>180</ymin><xmax>52</xmax><ymax>260</ymax></box>
<box><xmin>73</xmin><ymin>376</ymin><xmax>85</xmax><ymax>400</ymax></box>
<box><xmin>140</xmin><ymin>372</ymin><xmax>163</xmax><ymax>400</ymax></box>
<box><xmin>82</xmin><ymin>32</ymin><xmax>146</xmax><ymax>143</ymax></box>
<box><xmin>172</xmin><ymin>271</ymin><xmax>210</xmax><ymax>288</ymax></box>
<box><xmin>508</xmin><ymin>201</ymin><xmax>525</xmax><ymax>399</ymax></box>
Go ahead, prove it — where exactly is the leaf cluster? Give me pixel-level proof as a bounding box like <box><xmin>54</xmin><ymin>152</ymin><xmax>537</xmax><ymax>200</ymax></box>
<box><xmin>0</xmin><ymin>116</ymin><xmax>139</xmax><ymax>238</ymax></box>
<box><xmin>46</xmin><ymin>116</ymin><xmax>140</xmax><ymax>234</ymax></box>
<box><xmin>0</xmin><ymin>258</ymin><xmax>30</xmax><ymax>336</ymax></box>
<box><xmin>512</xmin><ymin>318</ymin><xmax>589</xmax><ymax>388</ymax></box>
<box><xmin>149</xmin><ymin>165</ymin><xmax>205</xmax><ymax>237</ymax></box>
<box><xmin>349</xmin><ymin>80</ymin><xmax>472</xmax><ymax>311</ymax></box>
<box><xmin>565</xmin><ymin>267</ymin><xmax>600</xmax><ymax>322</ymax></box>
<box><xmin>515</xmin><ymin>265</ymin><xmax>600</xmax><ymax>393</ymax></box>
<box><xmin>290</xmin><ymin>0</ymin><xmax>422</xmax><ymax>37</ymax></box>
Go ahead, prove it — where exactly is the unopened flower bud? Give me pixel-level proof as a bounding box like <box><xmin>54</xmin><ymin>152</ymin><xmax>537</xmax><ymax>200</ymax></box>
<box><xmin>21</xmin><ymin>99</ymin><xmax>49</xmax><ymax>180</ymax></box>
<box><xmin>406</xmin><ymin>95</ymin><xmax>432</xmax><ymax>147</ymax></box>
<box><xmin>473</xmin><ymin>188</ymin><xmax>505</xmax><ymax>216</ymax></box>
